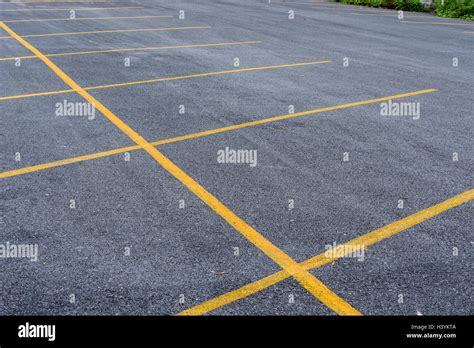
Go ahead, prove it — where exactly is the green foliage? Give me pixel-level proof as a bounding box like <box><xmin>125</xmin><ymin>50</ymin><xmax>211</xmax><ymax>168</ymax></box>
<box><xmin>394</xmin><ymin>0</ymin><xmax>426</xmax><ymax>11</ymax></box>
<box><xmin>336</xmin><ymin>0</ymin><xmax>474</xmax><ymax>18</ymax></box>
<box><xmin>435</xmin><ymin>0</ymin><xmax>474</xmax><ymax>20</ymax></box>
<box><xmin>336</xmin><ymin>0</ymin><xmax>426</xmax><ymax>11</ymax></box>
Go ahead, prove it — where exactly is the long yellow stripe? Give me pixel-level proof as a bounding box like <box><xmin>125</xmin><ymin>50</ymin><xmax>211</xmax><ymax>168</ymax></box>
<box><xmin>151</xmin><ymin>89</ymin><xmax>436</xmax><ymax>145</ymax></box>
<box><xmin>0</xmin><ymin>60</ymin><xmax>330</xmax><ymax>101</ymax></box>
<box><xmin>0</xmin><ymin>145</ymin><xmax>143</xmax><ymax>179</ymax></box>
<box><xmin>0</xmin><ymin>89</ymin><xmax>74</xmax><ymax>101</ymax></box>
<box><xmin>85</xmin><ymin>61</ymin><xmax>331</xmax><ymax>90</ymax></box>
<box><xmin>0</xmin><ymin>20</ymin><xmax>360</xmax><ymax>316</ymax></box>
<box><xmin>4</xmin><ymin>15</ymin><xmax>172</xmax><ymax>23</ymax></box>
<box><xmin>0</xmin><ymin>41</ymin><xmax>261</xmax><ymax>61</ymax></box>
<box><xmin>0</xmin><ymin>6</ymin><xmax>144</xmax><ymax>11</ymax></box>
<box><xmin>178</xmin><ymin>188</ymin><xmax>474</xmax><ymax>315</ymax></box>
<box><xmin>0</xmin><ymin>25</ymin><xmax>210</xmax><ymax>39</ymax></box>
<box><xmin>0</xmin><ymin>88</ymin><xmax>436</xmax><ymax>180</ymax></box>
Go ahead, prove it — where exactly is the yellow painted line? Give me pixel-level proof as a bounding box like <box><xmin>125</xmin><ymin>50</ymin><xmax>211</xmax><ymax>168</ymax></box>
<box><xmin>0</xmin><ymin>6</ymin><xmax>143</xmax><ymax>12</ymax></box>
<box><xmin>0</xmin><ymin>60</ymin><xmax>330</xmax><ymax>101</ymax></box>
<box><xmin>0</xmin><ymin>145</ymin><xmax>143</xmax><ymax>179</ymax></box>
<box><xmin>0</xmin><ymin>89</ymin><xmax>74</xmax><ymax>101</ymax></box>
<box><xmin>0</xmin><ymin>88</ymin><xmax>436</xmax><ymax>180</ymax></box>
<box><xmin>0</xmin><ymin>25</ymin><xmax>210</xmax><ymax>39</ymax></box>
<box><xmin>0</xmin><ymin>20</ymin><xmax>360</xmax><ymax>316</ymax></box>
<box><xmin>178</xmin><ymin>188</ymin><xmax>474</xmax><ymax>315</ymax></box>
<box><xmin>0</xmin><ymin>41</ymin><xmax>262</xmax><ymax>61</ymax></box>
<box><xmin>401</xmin><ymin>20</ymin><xmax>474</xmax><ymax>26</ymax></box>
<box><xmin>4</xmin><ymin>15</ymin><xmax>173</xmax><ymax>23</ymax></box>
<box><xmin>150</xmin><ymin>89</ymin><xmax>436</xmax><ymax>146</ymax></box>
<box><xmin>85</xmin><ymin>61</ymin><xmax>331</xmax><ymax>90</ymax></box>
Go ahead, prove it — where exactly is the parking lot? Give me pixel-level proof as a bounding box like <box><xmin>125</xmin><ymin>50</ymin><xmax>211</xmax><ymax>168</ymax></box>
<box><xmin>0</xmin><ymin>0</ymin><xmax>472</xmax><ymax>316</ymax></box>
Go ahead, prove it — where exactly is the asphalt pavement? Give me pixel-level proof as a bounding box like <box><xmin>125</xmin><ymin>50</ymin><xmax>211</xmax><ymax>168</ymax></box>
<box><xmin>0</xmin><ymin>0</ymin><xmax>472</xmax><ymax>315</ymax></box>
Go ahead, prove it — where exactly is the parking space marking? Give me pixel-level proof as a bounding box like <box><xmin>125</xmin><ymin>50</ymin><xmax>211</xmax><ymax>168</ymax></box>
<box><xmin>0</xmin><ymin>89</ymin><xmax>72</xmax><ymax>101</ymax></box>
<box><xmin>4</xmin><ymin>15</ymin><xmax>173</xmax><ymax>23</ymax></box>
<box><xmin>84</xmin><ymin>61</ymin><xmax>331</xmax><ymax>90</ymax></box>
<box><xmin>0</xmin><ymin>6</ymin><xmax>144</xmax><ymax>12</ymax></box>
<box><xmin>178</xmin><ymin>188</ymin><xmax>474</xmax><ymax>315</ymax></box>
<box><xmin>0</xmin><ymin>145</ymin><xmax>143</xmax><ymax>179</ymax></box>
<box><xmin>0</xmin><ymin>26</ymin><xmax>210</xmax><ymax>39</ymax></box>
<box><xmin>0</xmin><ymin>40</ymin><xmax>262</xmax><ymax>61</ymax></box>
<box><xmin>149</xmin><ymin>89</ymin><xmax>435</xmax><ymax>143</ymax></box>
<box><xmin>0</xmin><ymin>20</ymin><xmax>361</xmax><ymax>316</ymax></box>
<box><xmin>0</xmin><ymin>61</ymin><xmax>331</xmax><ymax>101</ymax></box>
<box><xmin>0</xmin><ymin>88</ymin><xmax>435</xmax><ymax>180</ymax></box>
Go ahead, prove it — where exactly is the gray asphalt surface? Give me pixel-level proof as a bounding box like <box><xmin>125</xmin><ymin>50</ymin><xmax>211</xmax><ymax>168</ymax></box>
<box><xmin>0</xmin><ymin>0</ymin><xmax>472</xmax><ymax>315</ymax></box>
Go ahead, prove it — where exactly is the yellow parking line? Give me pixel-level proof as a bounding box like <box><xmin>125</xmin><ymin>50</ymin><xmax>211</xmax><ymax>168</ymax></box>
<box><xmin>0</xmin><ymin>19</ymin><xmax>361</xmax><ymax>317</ymax></box>
<box><xmin>0</xmin><ymin>89</ymin><xmax>73</xmax><ymax>101</ymax></box>
<box><xmin>401</xmin><ymin>20</ymin><xmax>474</xmax><ymax>26</ymax></box>
<box><xmin>178</xmin><ymin>188</ymin><xmax>474</xmax><ymax>315</ymax></box>
<box><xmin>0</xmin><ymin>6</ymin><xmax>144</xmax><ymax>12</ymax></box>
<box><xmin>86</xmin><ymin>61</ymin><xmax>331</xmax><ymax>90</ymax></box>
<box><xmin>0</xmin><ymin>25</ymin><xmax>210</xmax><ymax>39</ymax></box>
<box><xmin>0</xmin><ymin>88</ymin><xmax>435</xmax><ymax>180</ymax></box>
<box><xmin>152</xmin><ymin>89</ymin><xmax>436</xmax><ymax>144</ymax></box>
<box><xmin>0</xmin><ymin>41</ymin><xmax>262</xmax><ymax>61</ymax></box>
<box><xmin>0</xmin><ymin>60</ymin><xmax>330</xmax><ymax>101</ymax></box>
<box><xmin>4</xmin><ymin>15</ymin><xmax>173</xmax><ymax>23</ymax></box>
<box><xmin>0</xmin><ymin>26</ymin><xmax>207</xmax><ymax>39</ymax></box>
<box><xmin>0</xmin><ymin>145</ymin><xmax>143</xmax><ymax>180</ymax></box>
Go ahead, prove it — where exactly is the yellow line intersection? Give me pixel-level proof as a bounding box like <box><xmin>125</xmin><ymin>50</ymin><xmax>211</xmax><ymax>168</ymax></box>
<box><xmin>178</xmin><ymin>188</ymin><xmax>474</xmax><ymax>315</ymax></box>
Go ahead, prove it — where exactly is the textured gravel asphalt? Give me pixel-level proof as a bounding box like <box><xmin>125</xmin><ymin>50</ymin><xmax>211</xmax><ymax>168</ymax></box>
<box><xmin>0</xmin><ymin>0</ymin><xmax>472</xmax><ymax>315</ymax></box>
